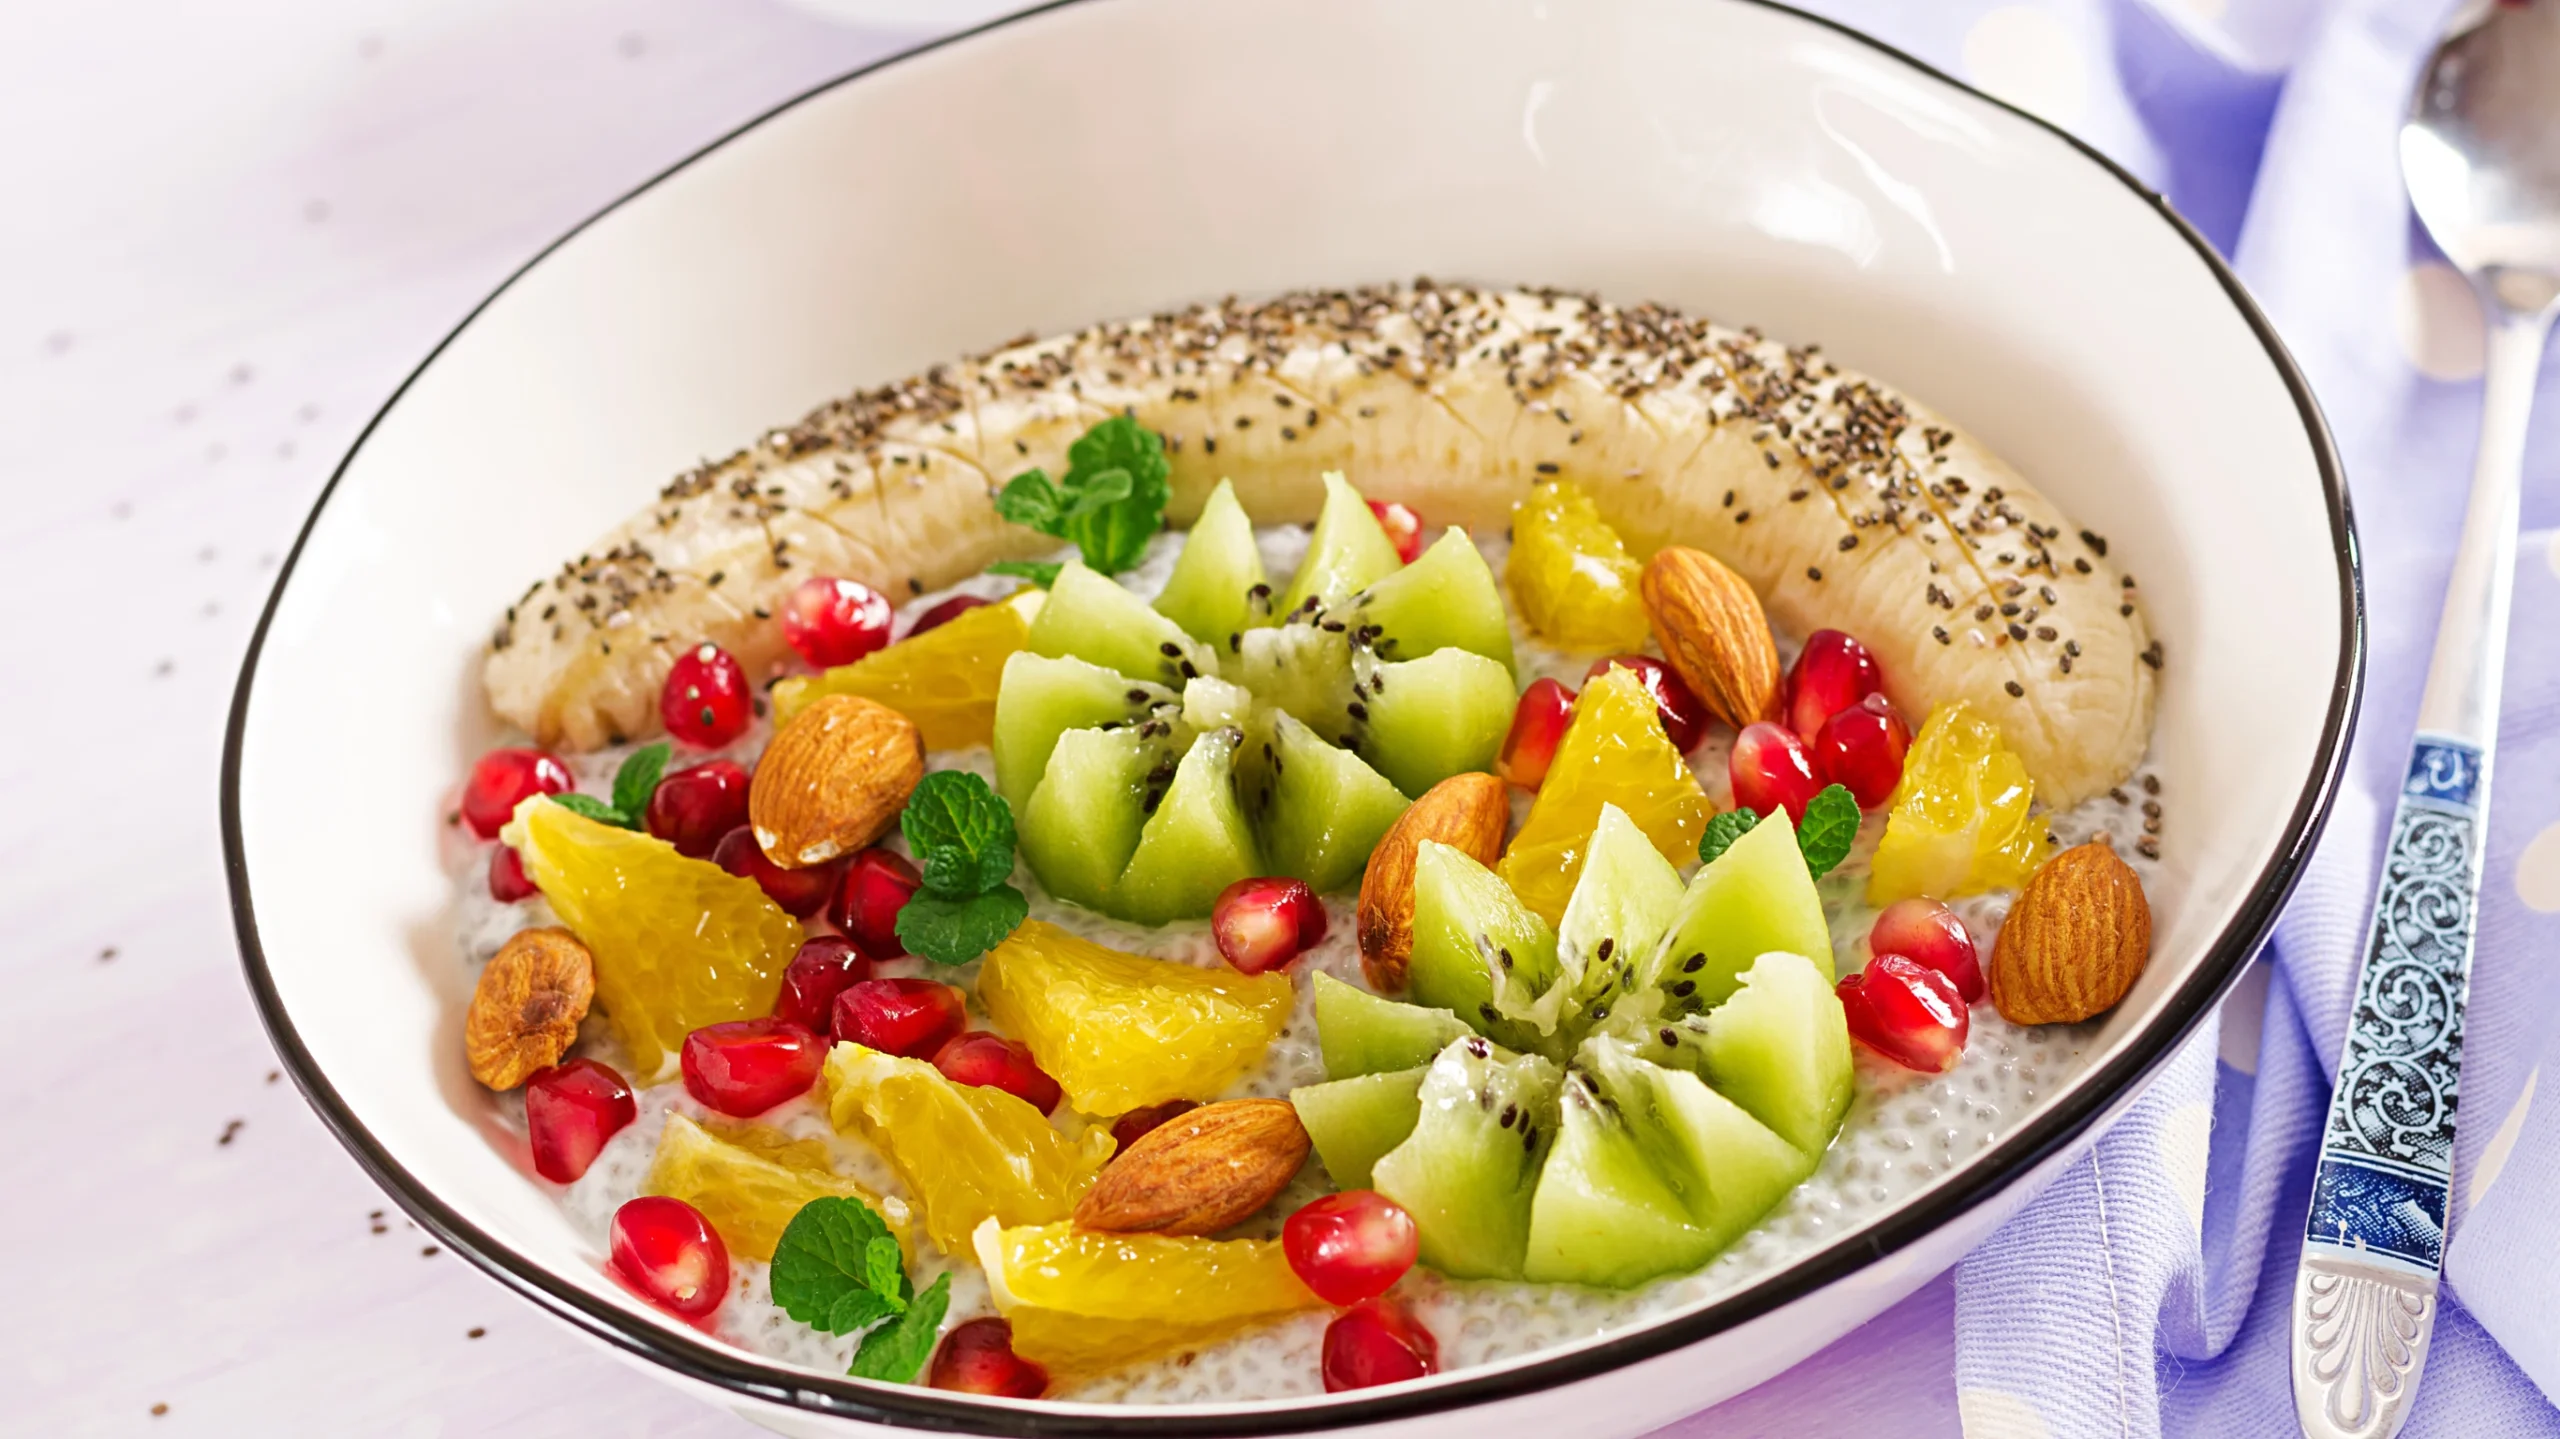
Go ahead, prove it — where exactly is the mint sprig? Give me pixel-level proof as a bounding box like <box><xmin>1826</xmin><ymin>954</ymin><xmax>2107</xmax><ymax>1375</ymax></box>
<box><xmin>1698</xmin><ymin>784</ymin><xmax>1861</xmax><ymax>880</ymax></box>
<box><xmin>1793</xmin><ymin>785</ymin><xmax>1861</xmax><ymax>879</ymax></box>
<box><xmin>991</xmin><ymin>414</ymin><xmax>1170</xmax><ymax>580</ymax></box>
<box><xmin>891</xmin><ymin>770</ymin><xmax>1028</xmax><ymax>964</ymax></box>
<box><xmin>901</xmin><ymin>771</ymin><xmax>1018</xmax><ymax>896</ymax></box>
<box><xmin>1697</xmin><ymin>809</ymin><xmax>1759</xmax><ymax>867</ymax></box>
<box><xmin>551</xmin><ymin>742</ymin><xmax>671</xmax><ymax>830</ymax></box>
<box><xmin>771</xmin><ymin>1196</ymin><xmax>950</xmax><ymax>1384</ymax></box>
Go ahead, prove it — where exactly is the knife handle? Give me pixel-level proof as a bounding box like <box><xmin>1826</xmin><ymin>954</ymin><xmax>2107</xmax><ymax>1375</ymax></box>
<box><xmin>2292</xmin><ymin>735</ymin><xmax>2488</xmax><ymax>1439</ymax></box>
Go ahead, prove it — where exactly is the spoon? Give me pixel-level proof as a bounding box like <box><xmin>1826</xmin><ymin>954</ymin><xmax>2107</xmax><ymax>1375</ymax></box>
<box><xmin>2292</xmin><ymin>3</ymin><xmax>2560</xmax><ymax>1436</ymax></box>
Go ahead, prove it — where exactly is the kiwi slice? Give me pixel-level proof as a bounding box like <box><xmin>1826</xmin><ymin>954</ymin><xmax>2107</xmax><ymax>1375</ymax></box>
<box><xmin>1246</xmin><ymin>712</ymin><xmax>1411</xmax><ymax>895</ymax></box>
<box><xmin>1153</xmin><ymin>478</ymin><xmax>1268</xmax><ymax>644</ymax></box>
<box><xmin>1274</xmin><ymin>472</ymin><xmax>1403</xmax><ymax>619</ymax></box>
<box><xmin>1029</xmin><ymin>561</ymin><xmax>1216</xmax><ymax>685</ymax></box>
<box><xmin>1312</xmin><ymin>973</ymin><xmax>1472</xmax><ymax>1079</ymax></box>
<box><xmin>1349</xmin><ymin>527</ymin><xmax>1515</xmax><ymax>673</ymax></box>
<box><xmin>1115</xmin><ymin>725</ymin><xmax>1263</xmax><ymax>924</ymax></box>
<box><xmin>1020</xmin><ymin>726</ymin><xmax>1160</xmax><ymax>910</ymax></box>
<box><xmin>1555</xmin><ymin>804</ymin><xmax>1685</xmax><ymax>1027</ymax></box>
<box><xmin>1696</xmin><ymin>951</ymin><xmax>1853</xmax><ymax>1158</ymax></box>
<box><xmin>1353</xmin><ymin>647</ymin><xmax>1518</xmax><ymax>798</ymax></box>
<box><xmin>991</xmin><ymin>651</ymin><xmax>1177</xmax><ymax>810</ymax></box>
<box><xmin>1370</xmin><ymin>1037</ymin><xmax>1562</xmax><ymax>1280</ymax></box>
<box><xmin>1291</xmin><ymin>1065</ymin><xmax>1426</xmax><ymax>1189</ymax></box>
<box><xmin>1522</xmin><ymin>1036</ymin><xmax>1811</xmax><ymax>1286</ymax></box>
<box><xmin>1641</xmin><ymin>809</ymin><xmax>1835</xmax><ymax>1016</ymax></box>
<box><xmin>1405</xmin><ymin>841</ymin><xmax>1566</xmax><ymax>1057</ymax></box>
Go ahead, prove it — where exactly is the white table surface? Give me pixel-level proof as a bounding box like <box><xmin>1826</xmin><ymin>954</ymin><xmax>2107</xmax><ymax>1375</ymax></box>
<box><xmin>0</xmin><ymin>3</ymin><xmax>1977</xmax><ymax>1433</ymax></box>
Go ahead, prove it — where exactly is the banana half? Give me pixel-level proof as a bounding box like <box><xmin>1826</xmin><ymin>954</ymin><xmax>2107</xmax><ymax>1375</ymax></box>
<box><xmin>483</xmin><ymin>282</ymin><xmax>2154</xmax><ymax>807</ymax></box>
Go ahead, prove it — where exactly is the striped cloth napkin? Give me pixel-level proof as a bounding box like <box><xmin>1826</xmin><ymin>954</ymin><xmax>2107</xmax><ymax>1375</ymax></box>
<box><xmin>1759</xmin><ymin>0</ymin><xmax>2560</xmax><ymax>1433</ymax></box>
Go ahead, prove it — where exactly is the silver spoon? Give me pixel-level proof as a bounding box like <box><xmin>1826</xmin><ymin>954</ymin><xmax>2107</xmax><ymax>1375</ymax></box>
<box><xmin>2292</xmin><ymin>3</ymin><xmax>2560</xmax><ymax>1436</ymax></box>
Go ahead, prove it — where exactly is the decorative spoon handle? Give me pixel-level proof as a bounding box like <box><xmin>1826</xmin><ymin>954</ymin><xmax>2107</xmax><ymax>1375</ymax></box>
<box><xmin>2290</xmin><ymin>305</ymin><xmax>2551</xmax><ymax>1439</ymax></box>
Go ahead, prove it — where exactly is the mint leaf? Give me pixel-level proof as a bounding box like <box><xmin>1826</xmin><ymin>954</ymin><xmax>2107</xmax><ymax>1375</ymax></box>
<box><xmin>1795</xmin><ymin>785</ymin><xmax>1860</xmax><ymax>879</ymax></box>
<box><xmin>900</xmin><ymin>771</ymin><xmax>1017</xmax><ymax>896</ymax></box>
<box><xmin>850</xmin><ymin>1272</ymin><xmax>950</xmax><ymax>1384</ymax></box>
<box><xmin>985</xmin><ymin>560</ymin><xmax>1064</xmax><ymax>588</ymax></box>
<box><xmin>551</xmin><ymin>792</ymin><xmax>634</xmax><ymax>828</ymax></box>
<box><xmin>993</xmin><ymin>416</ymin><xmax>1169</xmax><ymax>576</ymax></box>
<box><xmin>895</xmin><ymin>886</ymin><xmax>1029</xmax><ymax>965</ymax></box>
<box><xmin>1699</xmin><ymin>808</ymin><xmax>1758</xmax><ymax>867</ymax></box>
<box><xmin>993</xmin><ymin>470</ymin><xmax>1066</xmax><ymax>532</ymax></box>
<box><xmin>772</xmin><ymin>1197</ymin><xmax>909</xmax><ymax>1336</ymax></box>
<box><xmin>612</xmin><ymin>742</ymin><xmax>671</xmax><ymax>820</ymax></box>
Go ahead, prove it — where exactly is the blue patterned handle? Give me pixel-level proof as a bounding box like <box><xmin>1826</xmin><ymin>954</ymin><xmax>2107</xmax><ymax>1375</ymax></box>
<box><xmin>2302</xmin><ymin>735</ymin><xmax>2487</xmax><ymax>1275</ymax></box>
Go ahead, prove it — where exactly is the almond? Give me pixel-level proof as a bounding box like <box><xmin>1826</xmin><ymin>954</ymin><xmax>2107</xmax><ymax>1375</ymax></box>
<box><xmin>1074</xmin><ymin>1098</ymin><xmax>1311</xmax><ymax>1236</ymax></box>
<box><xmin>1640</xmin><ymin>546</ymin><xmax>1781</xmax><ymax>730</ymax></box>
<box><xmin>1358</xmin><ymin>771</ymin><xmax>1509</xmax><ymax>990</ymax></box>
<box><xmin>748</xmin><ymin>693</ymin><xmax>923</xmax><ymax>868</ymax></box>
<box><xmin>465</xmin><ymin>927</ymin><xmax>595</xmax><ymax>1089</ymax></box>
<box><xmin>1990</xmin><ymin>836</ymin><xmax>2152</xmax><ymax>1024</ymax></box>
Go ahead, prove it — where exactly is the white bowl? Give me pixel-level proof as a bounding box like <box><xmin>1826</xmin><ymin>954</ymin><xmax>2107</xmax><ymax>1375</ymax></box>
<box><xmin>224</xmin><ymin>0</ymin><xmax>2359</xmax><ymax>1433</ymax></box>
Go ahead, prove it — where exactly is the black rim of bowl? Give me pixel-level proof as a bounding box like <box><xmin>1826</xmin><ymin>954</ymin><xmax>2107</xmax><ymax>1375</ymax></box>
<box><xmin>222</xmin><ymin>0</ymin><xmax>2366</xmax><ymax>1431</ymax></box>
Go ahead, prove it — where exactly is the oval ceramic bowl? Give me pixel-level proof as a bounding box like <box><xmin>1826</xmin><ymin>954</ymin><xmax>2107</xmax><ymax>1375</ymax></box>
<box><xmin>224</xmin><ymin>0</ymin><xmax>2359</xmax><ymax>1433</ymax></box>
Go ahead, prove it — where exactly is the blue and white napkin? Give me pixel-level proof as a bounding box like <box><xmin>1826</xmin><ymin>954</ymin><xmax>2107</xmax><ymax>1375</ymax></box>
<box><xmin>1760</xmin><ymin>0</ymin><xmax>2560</xmax><ymax>1433</ymax></box>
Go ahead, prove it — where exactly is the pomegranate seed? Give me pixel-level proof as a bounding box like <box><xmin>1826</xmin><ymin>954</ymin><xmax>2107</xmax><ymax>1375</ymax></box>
<box><xmin>831</xmin><ymin>848</ymin><xmax>923</xmax><ymax>955</ymax></box>
<box><xmin>645</xmin><ymin>760</ymin><xmax>751</xmax><ymax>858</ymax></box>
<box><xmin>1284</xmin><ymin>1191</ymin><xmax>1419</xmax><ymax>1305</ymax></box>
<box><xmin>1322</xmin><ymin>1299</ymin><xmax>1439</xmax><ymax>1392</ymax></box>
<box><xmin>680</xmin><ymin>1017</ymin><xmax>826</xmax><ymax>1117</ymax></box>
<box><xmin>1729</xmin><ymin>722</ymin><xmax>1826</xmax><ymax>823</ymax></box>
<box><xmin>714</xmin><ymin>828</ymin><xmax>838</xmax><ymax>917</ymax></box>
<box><xmin>1496</xmin><ymin>678</ymin><xmax>1576</xmax><ymax>790</ymax></box>
<box><xmin>609</xmin><ymin>1196</ymin><xmax>730</xmax><ymax>1319</ymax></box>
<box><xmin>906</xmin><ymin>593</ymin><xmax>991</xmax><ymax>638</ymax></box>
<box><xmin>461</xmin><ymin>748</ymin><xmax>573</xmax><ymax>839</ymax></box>
<box><xmin>779</xmin><ymin>576</ymin><xmax>895</xmax><ymax>669</ymax></box>
<box><xmin>524</xmin><ymin>1058</ymin><xmax>636</xmax><ymax>1183</ymax></box>
<box><xmin>1814</xmin><ymin>693</ymin><xmax>1912</xmax><ymax>809</ymax></box>
<box><xmin>1211</xmin><ymin>877</ymin><xmax>1327</xmax><ymax>974</ymax></box>
<box><xmin>932</xmin><ymin>1032</ymin><xmax>1063</xmax><ymax>1114</ymax></box>
<box><xmin>774</xmin><ymin>936</ymin><xmax>874</xmax><ymax>1032</ymax></box>
<box><xmin>1868</xmin><ymin>898</ymin><xmax>1984</xmax><ymax>1004</ymax></box>
<box><xmin>1785</xmin><ymin>629</ymin><xmax>1884</xmax><ymax>742</ymax></box>
<box><xmin>930</xmin><ymin>1317</ymin><xmax>1049</xmax><ymax>1398</ymax></box>
<box><xmin>660</xmin><ymin>643</ymin><xmax>753</xmax><ymax>748</ymax></box>
<box><xmin>1837</xmin><ymin>954</ymin><xmax>1969</xmax><ymax>1072</ymax></box>
<box><xmin>1367</xmin><ymin>499</ymin><xmax>1426</xmax><ymax>564</ymax></box>
<box><xmin>488</xmin><ymin>844</ymin><xmax>538</xmax><ymax>903</ymax></box>
<box><xmin>1584</xmin><ymin>655</ymin><xmax>1708</xmax><ymax>752</ymax></box>
<box><xmin>1111</xmin><ymin>1099</ymin><xmax>1199</xmax><ymax>1151</ymax></box>
<box><xmin>834</xmin><ymin>978</ymin><xmax>968</xmax><ymax>1059</ymax></box>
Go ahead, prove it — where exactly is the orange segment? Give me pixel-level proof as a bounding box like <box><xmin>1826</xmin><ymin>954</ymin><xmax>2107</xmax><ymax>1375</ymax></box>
<box><xmin>501</xmin><ymin>797</ymin><xmax>800</xmax><ymax>1081</ymax></box>
<box><xmin>823</xmin><ymin>1044</ymin><xmax>1113</xmax><ymax>1254</ymax></box>
<box><xmin>976</xmin><ymin>921</ymin><xmax>1292</xmax><ymax>1115</ymax></box>
<box><xmin>641</xmin><ymin>1113</ymin><xmax>905</xmax><ymax>1262</ymax></box>
<box><xmin>1504</xmin><ymin>481</ymin><xmax>1651</xmax><ymax>651</ymax></box>
<box><xmin>772</xmin><ymin>589</ymin><xmax>1040</xmax><ymax>748</ymax></box>
<box><xmin>973</xmin><ymin>1220</ymin><xmax>1321</xmax><ymax>1377</ymax></box>
<box><xmin>1499</xmin><ymin>666</ymin><xmax>1710</xmax><ymax>922</ymax></box>
<box><xmin>1867</xmin><ymin>701</ymin><xmax>2053</xmax><ymax>905</ymax></box>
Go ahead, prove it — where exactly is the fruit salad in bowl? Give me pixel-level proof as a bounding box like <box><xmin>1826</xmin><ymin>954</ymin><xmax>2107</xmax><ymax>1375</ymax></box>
<box><xmin>437</xmin><ymin>283</ymin><xmax>2174</xmax><ymax>1404</ymax></box>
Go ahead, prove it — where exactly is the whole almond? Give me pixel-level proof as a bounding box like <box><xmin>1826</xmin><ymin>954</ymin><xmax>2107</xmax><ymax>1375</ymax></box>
<box><xmin>1359</xmin><ymin>772</ymin><xmax>1509</xmax><ymax>991</ymax></box>
<box><xmin>749</xmin><ymin>693</ymin><xmax>923</xmax><ymax>868</ymax></box>
<box><xmin>465</xmin><ymin>927</ymin><xmax>595</xmax><ymax>1089</ymax></box>
<box><xmin>1990</xmin><ymin>836</ymin><xmax>2153</xmax><ymax>1024</ymax></box>
<box><xmin>1074</xmin><ymin>1098</ymin><xmax>1311</xmax><ymax>1236</ymax></box>
<box><xmin>1640</xmin><ymin>546</ymin><xmax>1781</xmax><ymax>730</ymax></box>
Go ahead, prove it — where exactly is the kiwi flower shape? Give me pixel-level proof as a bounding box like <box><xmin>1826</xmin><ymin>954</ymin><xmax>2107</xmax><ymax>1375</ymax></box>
<box><xmin>1290</xmin><ymin>805</ymin><xmax>1855</xmax><ymax>1289</ymax></box>
<box><xmin>991</xmin><ymin>474</ymin><xmax>1521</xmax><ymax>924</ymax></box>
